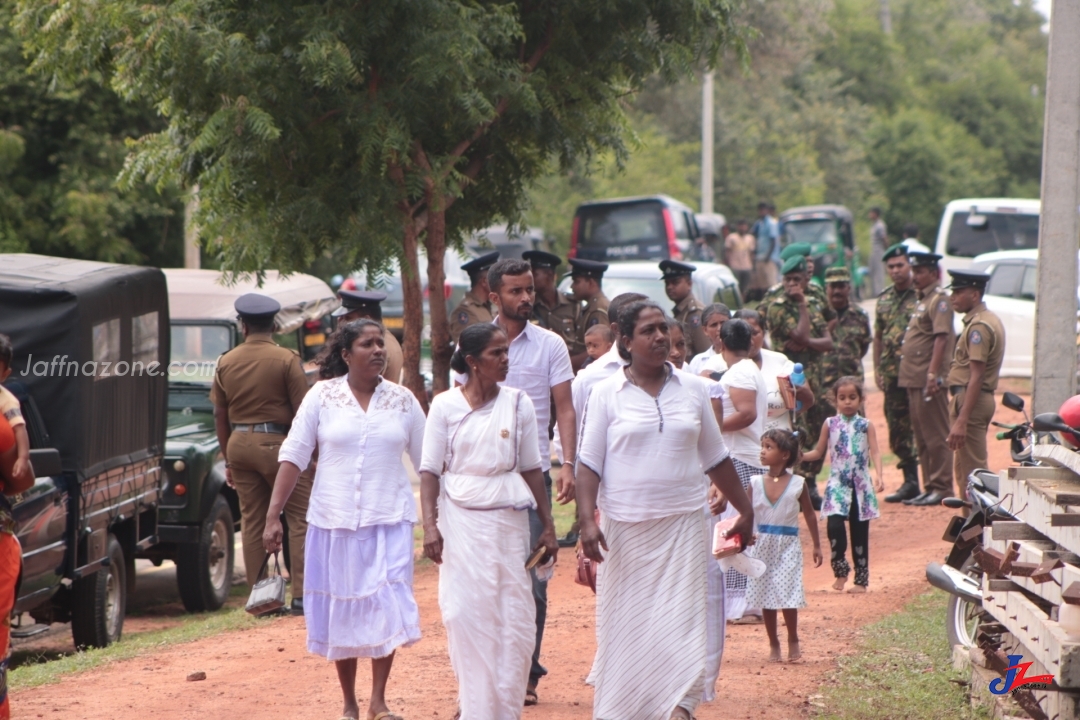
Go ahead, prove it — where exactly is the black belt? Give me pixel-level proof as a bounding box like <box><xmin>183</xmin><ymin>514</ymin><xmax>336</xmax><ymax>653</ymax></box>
<box><xmin>232</xmin><ymin>422</ymin><xmax>289</xmax><ymax>434</ymax></box>
<box><xmin>949</xmin><ymin>386</ymin><xmax>991</xmax><ymax>397</ymax></box>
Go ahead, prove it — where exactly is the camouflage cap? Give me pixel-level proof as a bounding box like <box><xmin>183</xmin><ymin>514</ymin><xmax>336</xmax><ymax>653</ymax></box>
<box><xmin>824</xmin><ymin>267</ymin><xmax>852</xmax><ymax>284</ymax></box>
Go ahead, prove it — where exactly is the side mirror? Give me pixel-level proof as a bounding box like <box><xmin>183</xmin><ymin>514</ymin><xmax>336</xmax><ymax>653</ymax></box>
<box><xmin>1033</xmin><ymin>412</ymin><xmax>1075</xmax><ymax>435</ymax></box>
<box><xmin>28</xmin><ymin>448</ymin><xmax>62</xmax><ymax>478</ymax></box>
<box><xmin>941</xmin><ymin>497</ymin><xmax>969</xmax><ymax>509</ymax></box>
<box><xmin>1002</xmin><ymin>392</ymin><xmax>1025</xmax><ymax>413</ymax></box>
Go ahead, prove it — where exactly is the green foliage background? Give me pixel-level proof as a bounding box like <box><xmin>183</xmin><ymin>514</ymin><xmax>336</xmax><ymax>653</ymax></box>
<box><xmin>0</xmin><ymin>2</ymin><xmax>183</xmax><ymax>265</ymax></box>
<box><xmin>529</xmin><ymin>0</ymin><xmax>1048</xmax><ymax>260</ymax></box>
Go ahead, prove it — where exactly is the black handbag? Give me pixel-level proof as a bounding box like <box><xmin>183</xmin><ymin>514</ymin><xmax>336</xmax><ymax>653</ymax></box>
<box><xmin>245</xmin><ymin>552</ymin><xmax>287</xmax><ymax>616</ymax></box>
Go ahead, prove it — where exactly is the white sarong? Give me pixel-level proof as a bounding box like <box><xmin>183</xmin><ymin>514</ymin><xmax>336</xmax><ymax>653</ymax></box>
<box><xmin>437</xmin><ymin>389</ymin><xmax>537</xmax><ymax>720</ymax></box>
<box><xmin>590</xmin><ymin>509</ymin><xmax>709</xmax><ymax>720</ymax></box>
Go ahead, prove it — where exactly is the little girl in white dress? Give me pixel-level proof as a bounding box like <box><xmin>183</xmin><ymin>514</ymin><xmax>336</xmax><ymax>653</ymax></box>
<box><xmin>745</xmin><ymin>429</ymin><xmax>823</xmax><ymax>662</ymax></box>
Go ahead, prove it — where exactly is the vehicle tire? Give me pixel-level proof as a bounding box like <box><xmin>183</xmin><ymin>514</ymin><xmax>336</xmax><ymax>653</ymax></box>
<box><xmin>176</xmin><ymin>495</ymin><xmax>235</xmax><ymax>612</ymax></box>
<box><xmin>71</xmin><ymin>534</ymin><xmax>126</xmax><ymax>649</ymax></box>
<box><xmin>946</xmin><ymin>559</ymin><xmax>982</xmax><ymax>649</ymax></box>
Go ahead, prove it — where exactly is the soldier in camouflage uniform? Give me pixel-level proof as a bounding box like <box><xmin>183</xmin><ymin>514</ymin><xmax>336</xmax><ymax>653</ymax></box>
<box><xmin>821</xmin><ymin>267</ymin><xmax>871</xmax><ymax>389</ymax></box>
<box><xmin>756</xmin><ymin>242</ymin><xmax>829</xmax><ymax>318</ymax></box>
<box><xmin>874</xmin><ymin>244</ymin><xmax>922</xmax><ymax>502</ymax></box>
<box><xmin>765</xmin><ymin>255</ymin><xmax>834</xmax><ymax>509</ymax></box>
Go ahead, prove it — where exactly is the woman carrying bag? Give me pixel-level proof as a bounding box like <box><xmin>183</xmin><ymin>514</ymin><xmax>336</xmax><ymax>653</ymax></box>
<box><xmin>263</xmin><ymin>319</ymin><xmax>426</xmax><ymax>720</ymax></box>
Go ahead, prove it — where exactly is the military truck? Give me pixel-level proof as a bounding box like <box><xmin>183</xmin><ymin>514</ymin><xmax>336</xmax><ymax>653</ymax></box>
<box><xmin>146</xmin><ymin>269</ymin><xmax>337</xmax><ymax>612</ymax></box>
<box><xmin>1</xmin><ymin>254</ymin><xmax>169</xmax><ymax>648</ymax></box>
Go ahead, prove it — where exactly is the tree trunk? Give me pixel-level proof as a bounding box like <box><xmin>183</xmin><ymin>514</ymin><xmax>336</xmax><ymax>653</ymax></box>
<box><xmin>424</xmin><ymin>204</ymin><xmax>452</xmax><ymax>394</ymax></box>
<box><xmin>399</xmin><ymin>218</ymin><xmax>428</xmax><ymax>410</ymax></box>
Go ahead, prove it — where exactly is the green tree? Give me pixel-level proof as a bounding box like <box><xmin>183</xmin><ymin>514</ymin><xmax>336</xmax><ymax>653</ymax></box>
<box><xmin>0</xmin><ymin>2</ymin><xmax>183</xmax><ymax>264</ymax></box>
<box><xmin>17</xmin><ymin>0</ymin><xmax>746</xmax><ymax>399</ymax></box>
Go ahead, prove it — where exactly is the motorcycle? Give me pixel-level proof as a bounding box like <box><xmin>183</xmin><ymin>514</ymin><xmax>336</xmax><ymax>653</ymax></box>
<box><xmin>925</xmin><ymin>391</ymin><xmax>1080</xmax><ymax>648</ymax></box>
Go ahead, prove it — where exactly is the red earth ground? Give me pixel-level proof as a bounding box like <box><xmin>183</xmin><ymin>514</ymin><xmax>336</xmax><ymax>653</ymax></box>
<box><xmin>12</xmin><ymin>386</ymin><xmax>1026</xmax><ymax>719</ymax></box>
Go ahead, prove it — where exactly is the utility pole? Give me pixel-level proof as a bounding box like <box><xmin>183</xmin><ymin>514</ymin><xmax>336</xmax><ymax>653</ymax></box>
<box><xmin>879</xmin><ymin>0</ymin><xmax>892</xmax><ymax>34</ymax></box>
<box><xmin>183</xmin><ymin>187</ymin><xmax>200</xmax><ymax>269</ymax></box>
<box><xmin>1033</xmin><ymin>0</ymin><xmax>1080</xmax><ymax>414</ymax></box>
<box><xmin>701</xmin><ymin>71</ymin><xmax>714</xmax><ymax>214</ymax></box>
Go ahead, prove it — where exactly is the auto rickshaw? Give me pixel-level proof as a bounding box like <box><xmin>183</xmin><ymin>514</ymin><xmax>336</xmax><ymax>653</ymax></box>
<box><xmin>778</xmin><ymin>205</ymin><xmax>867</xmax><ymax>297</ymax></box>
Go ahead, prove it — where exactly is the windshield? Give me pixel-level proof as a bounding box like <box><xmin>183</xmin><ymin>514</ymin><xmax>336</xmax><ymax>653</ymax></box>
<box><xmin>781</xmin><ymin>219</ymin><xmax>837</xmax><ymax>247</ymax></box>
<box><xmin>945</xmin><ymin>212</ymin><xmax>1039</xmax><ymax>258</ymax></box>
<box><xmin>170</xmin><ymin>325</ymin><xmax>232</xmax><ymax>383</ymax></box>
<box><xmin>575</xmin><ymin>201</ymin><xmax>671</xmax><ymax>261</ymax></box>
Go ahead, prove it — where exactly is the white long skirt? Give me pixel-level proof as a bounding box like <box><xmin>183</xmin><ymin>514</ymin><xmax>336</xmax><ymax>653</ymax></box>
<box><xmin>304</xmin><ymin>522</ymin><xmax>421</xmax><ymax>660</ymax></box>
<box><xmin>703</xmin><ymin>511</ymin><xmax>726</xmax><ymax>703</ymax></box>
<box><xmin>438</xmin><ymin>495</ymin><xmax>534</xmax><ymax>720</ymax></box>
<box><xmin>590</xmin><ymin>509</ymin><xmax>709</xmax><ymax>720</ymax></box>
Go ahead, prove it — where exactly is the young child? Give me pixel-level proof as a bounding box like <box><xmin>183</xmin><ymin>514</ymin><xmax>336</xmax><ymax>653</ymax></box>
<box><xmin>666</xmin><ymin>320</ymin><xmax>687</xmax><ymax>369</ymax></box>
<box><xmin>801</xmin><ymin>376</ymin><xmax>884</xmax><ymax>593</ymax></box>
<box><xmin>0</xmin><ymin>335</ymin><xmax>32</xmax><ymax>488</ymax></box>
<box><xmin>745</xmin><ymin>429</ymin><xmax>823</xmax><ymax>662</ymax></box>
<box><xmin>583</xmin><ymin>324</ymin><xmax>614</xmax><ymax>366</ymax></box>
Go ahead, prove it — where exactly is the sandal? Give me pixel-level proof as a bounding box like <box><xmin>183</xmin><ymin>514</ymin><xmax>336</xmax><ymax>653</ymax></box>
<box><xmin>524</xmin><ymin>686</ymin><xmax>539</xmax><ymax>706</ymax></box>
<box><xmin>370</xmin><ymin>713</ymin><xmax>404</xmax><ymax>720</ymax></box>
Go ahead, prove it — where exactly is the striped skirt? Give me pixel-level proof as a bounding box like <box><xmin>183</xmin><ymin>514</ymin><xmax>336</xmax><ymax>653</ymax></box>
<box><xmin>590</xmin><ymin>509</ymin><xmax>709</xmax><ymax>720</ymax></box>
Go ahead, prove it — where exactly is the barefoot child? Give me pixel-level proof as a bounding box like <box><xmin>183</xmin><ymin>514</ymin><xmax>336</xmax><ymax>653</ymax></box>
<box><xmin>745</xmin><ymin>429</ymin><xmax>822</xmax><ymax>663</ymax></box>
<box><xmin>801</xmin><ymin>376</ymin><xmax>884</xmax><ymax>593</ymax></box>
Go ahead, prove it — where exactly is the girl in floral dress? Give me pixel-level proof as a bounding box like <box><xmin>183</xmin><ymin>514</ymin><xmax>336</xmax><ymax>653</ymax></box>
<box><xmin>801</xmin><ymin>377</ymin><xmax>884</xmax><ymax>593</ymax></box>
<box><xmin>745</xmin><ymin>429</ymin><xmax>823</xmax><ymax>662</ymax></box>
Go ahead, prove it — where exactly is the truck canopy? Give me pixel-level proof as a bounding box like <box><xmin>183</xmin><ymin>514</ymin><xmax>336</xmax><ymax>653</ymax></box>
<box><xmin>163</xmin><ymin>269</ymin><xmax>338</xmax><ymax>334</ymax></box>
<box><xmin>0</xmin><ymin>254</ymin><xmax>169</xmax><ymax>478</ymax></box>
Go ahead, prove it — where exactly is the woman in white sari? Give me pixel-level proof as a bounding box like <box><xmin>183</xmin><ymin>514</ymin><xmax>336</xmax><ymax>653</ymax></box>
<box><xmin>419</xmin><ymin>323</ymin><xmax>559</xmax><ymax>720</ymax></box>
<box><xmin>577</xmin><ymin>301</ymin><xmax>754</xmax><ymax>720</ymax></box>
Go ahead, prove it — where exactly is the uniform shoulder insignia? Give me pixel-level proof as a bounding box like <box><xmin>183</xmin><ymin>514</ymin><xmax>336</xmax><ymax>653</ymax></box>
<box><xmin>457</xmin><ymin>311</ymin><xmax>469</xmax><ymax>325</ymax></box>
<box><xmin>937</xmin><ymin>299</ymin><xmax>948</xmax><ymax>313</ymax></box>
<box><xmin>689</xmin><ymin>313</ymin><xmax>701</xmax><ymax>326</ymax></box>
<box><xmin>970</xmin><ymin>329</ymin><xmax>982</xmax><ymax>345</ymax></box>
<box><xmin>587</xmin><ymin>316</ymin><xmax>599</xmax><ymax>328</ymax></box>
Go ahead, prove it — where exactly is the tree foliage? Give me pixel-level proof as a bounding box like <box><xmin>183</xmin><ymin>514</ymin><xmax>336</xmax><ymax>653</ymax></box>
<box><xmin>0</xmin><ymin>2</ymin><xmax>183</xmax><ymax>265</ymax></box>
<box><xmin>530</xmin><ymin>0</ymin><xmax>1047</xmax><ymax>255</ymax></box>
<box><xmin>16</xmin><ymin>0</ymin><xmax>745</xmax><ymax>399</ymax></box>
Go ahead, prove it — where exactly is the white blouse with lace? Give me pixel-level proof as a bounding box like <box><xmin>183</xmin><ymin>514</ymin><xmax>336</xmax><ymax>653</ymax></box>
<box><xmin>278</xmin><ymin>376</ymin><xmax>426</xmax><ymax>530</ymax></box>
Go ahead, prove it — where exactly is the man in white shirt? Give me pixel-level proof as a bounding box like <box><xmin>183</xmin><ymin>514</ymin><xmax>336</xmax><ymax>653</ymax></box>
<box><xmin>453</xmin><ymin>258</ymin><xmax>576</xmax><ymax>706</ymax></box>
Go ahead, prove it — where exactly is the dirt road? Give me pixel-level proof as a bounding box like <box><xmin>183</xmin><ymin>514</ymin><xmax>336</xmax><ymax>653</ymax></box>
<box><xmin>13</xmin><ymin>389</ymin><xmax>1023</xmax><ymax>719</ymax></box>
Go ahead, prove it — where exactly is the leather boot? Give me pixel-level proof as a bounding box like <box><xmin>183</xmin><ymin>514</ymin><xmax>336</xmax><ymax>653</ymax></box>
<box><xmin>885</xmin><ymin>465</ymin><xmax>921</xmax><ymax>503</ymax></box>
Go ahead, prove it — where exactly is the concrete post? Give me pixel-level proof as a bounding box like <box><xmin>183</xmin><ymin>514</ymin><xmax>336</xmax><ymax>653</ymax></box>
<box><xmin>183</xmin><ymin>187</ymin><xmax>200</xmax><ymax>269</ymax></box>
<box><xmin>701</xmin><ymin>71</ymin><xmax>714</xmax><ymax>215</ymax></box>
<box><xmin>1033</xmin><ymin>0</ymin><xmax>1080</xmax><ymax>414</ymax></box>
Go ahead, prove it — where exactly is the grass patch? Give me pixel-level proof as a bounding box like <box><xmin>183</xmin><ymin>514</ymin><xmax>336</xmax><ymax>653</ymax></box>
<box><xmin>814</xmin><ymin>590</ymin><xmax>987</xmax><ymax>719</ymax></box>
<box><xmin>10</xmin><ymin>585</ymin><xmax>277</xmax><ymax>690</ymax></box>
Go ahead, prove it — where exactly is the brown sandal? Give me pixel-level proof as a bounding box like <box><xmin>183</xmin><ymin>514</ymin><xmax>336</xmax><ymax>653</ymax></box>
<box><xmin>524</xmin><ymin>685</ymin><xmax>539</xmax><ymax>706</ymax></box>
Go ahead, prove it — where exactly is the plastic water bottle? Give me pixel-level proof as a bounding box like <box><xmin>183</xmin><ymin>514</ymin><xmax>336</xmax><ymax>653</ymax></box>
<box><xmin>791</xmin><ymin>363</ymin><xmax>805</xmax><ymax>412</ymax></box>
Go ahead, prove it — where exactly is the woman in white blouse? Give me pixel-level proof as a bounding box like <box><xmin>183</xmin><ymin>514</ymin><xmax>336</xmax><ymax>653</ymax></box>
<box><xmin>419</xmin><ymin>323</ymin><xmax>558</xmax><ymax>720</ymax></box>
<box><xmin>263</xmin><ymin>320</ymin><xmax>426</xmax><ymax>720</ymax></box>
<box><xmin>733</xmin><ymin>308</ymin><xmax>814</xmax><ymax>432</ymax></box>
<box><xmin>576</xmin><ymin>301</ymin><xmax>753</xmax><ymax>720</ymax></box>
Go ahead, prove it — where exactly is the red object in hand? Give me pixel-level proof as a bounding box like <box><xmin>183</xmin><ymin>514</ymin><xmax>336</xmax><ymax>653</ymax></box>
<box><xmin>712</xmin><ymin>516</ymin><xmax>743</xmax><ymax>559</ymax></box>
<box><xmin>0</xmin><ymin>416</ymin><xmax>14</xmax><ymax>455</ymax></box>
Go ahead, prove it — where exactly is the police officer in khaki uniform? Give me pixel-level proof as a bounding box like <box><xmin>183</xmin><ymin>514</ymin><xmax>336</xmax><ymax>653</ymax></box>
<box><xmin>332</xmin><ymin>290</ymin><xmax>404</xmax><ymax>383</ymax></box>
<box><xmin>661</xmin><ymin>259</ymin><xmax>711</xmax><ymax>359</ymax></box>
<box><xmin>525</xmin><ymin>250</ymin><xmax>584</xmax><ymax>366</ymax></box>
<box><xmin>211</xmin><ymin>293</ymin><xmax>311</xmax><ymax>614</ymax></box>
<box><xmin>569</xmin><ymin>258</ymin><xmax>610</xmax><ymax>349</ymax></box>
<box><xmin>897</xmin><ymin>252</ymin><xmax>955</xmax><ymax>506</ymax></box>
<box><xmin>449</xmin><ymin>251</ymin><xmax>499</xmax><ymax>342</ymax></box>
<box><xmin>945</xmin><ymin>270</ymin><xmax>1005</xmax><ymax>499</ymax></box>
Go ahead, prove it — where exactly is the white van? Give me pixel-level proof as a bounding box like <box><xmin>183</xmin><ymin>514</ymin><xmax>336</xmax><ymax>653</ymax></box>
<box><xmin>933</xmin><ymin>198</ymin><xmax>1040</xmax><ymax>272</ymax></box>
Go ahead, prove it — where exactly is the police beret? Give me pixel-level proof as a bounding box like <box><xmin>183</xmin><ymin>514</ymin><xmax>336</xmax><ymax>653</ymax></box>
<box><xmin>461</xmin><ymin>251</ymin><xmax>500</xmax><ymax>275</ymax></box>
<box><xmin>946</xmin><ymin>269</ymin><xmax>991</xmax><ymax>290</ymax></box>
<box><xmin>522</xmin><ymin>250</ymin><xmax>562</xmax><ymax>269</ymax></box>
<box><xmin>882</xmin><ymin>243</ymin><xmax>909</xmax><ymax>261</ymax></box>
<box><xmin>332</xmin><ymin>289</ymin><xmax>387</xmax><ymax>317</ymax></box>
<box><xmin>234</xmin><ymin>293</ymin><xmax>281</xmax><ymax>318</ymax></box>
<box><xmin>779</xmin><ymin>242</ymin><xmax>812</xmax><ymax>261</ymax></box>
<box><xmin>658</xmin><ymin>259</ymin><xmax>697</xmax><ymax>279</ymax></box>
<box><xmin>568</xmin><ymin>258</ymin><xmax>609</xmax><ymax>278</ymax></box>
<box><xmin>781</xmin><ymin>256</ymin><xmax>808</xmax><ymax>275</ymax></box>
<box><xmin>907</xmin><ymin>251</ymin><xmax>942</xmax><ymax>268</ymax></box>
<box><xmin>824</xmin><ymin>267</ymin><xmax>852</xmax><ymax>284</ymax></box>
